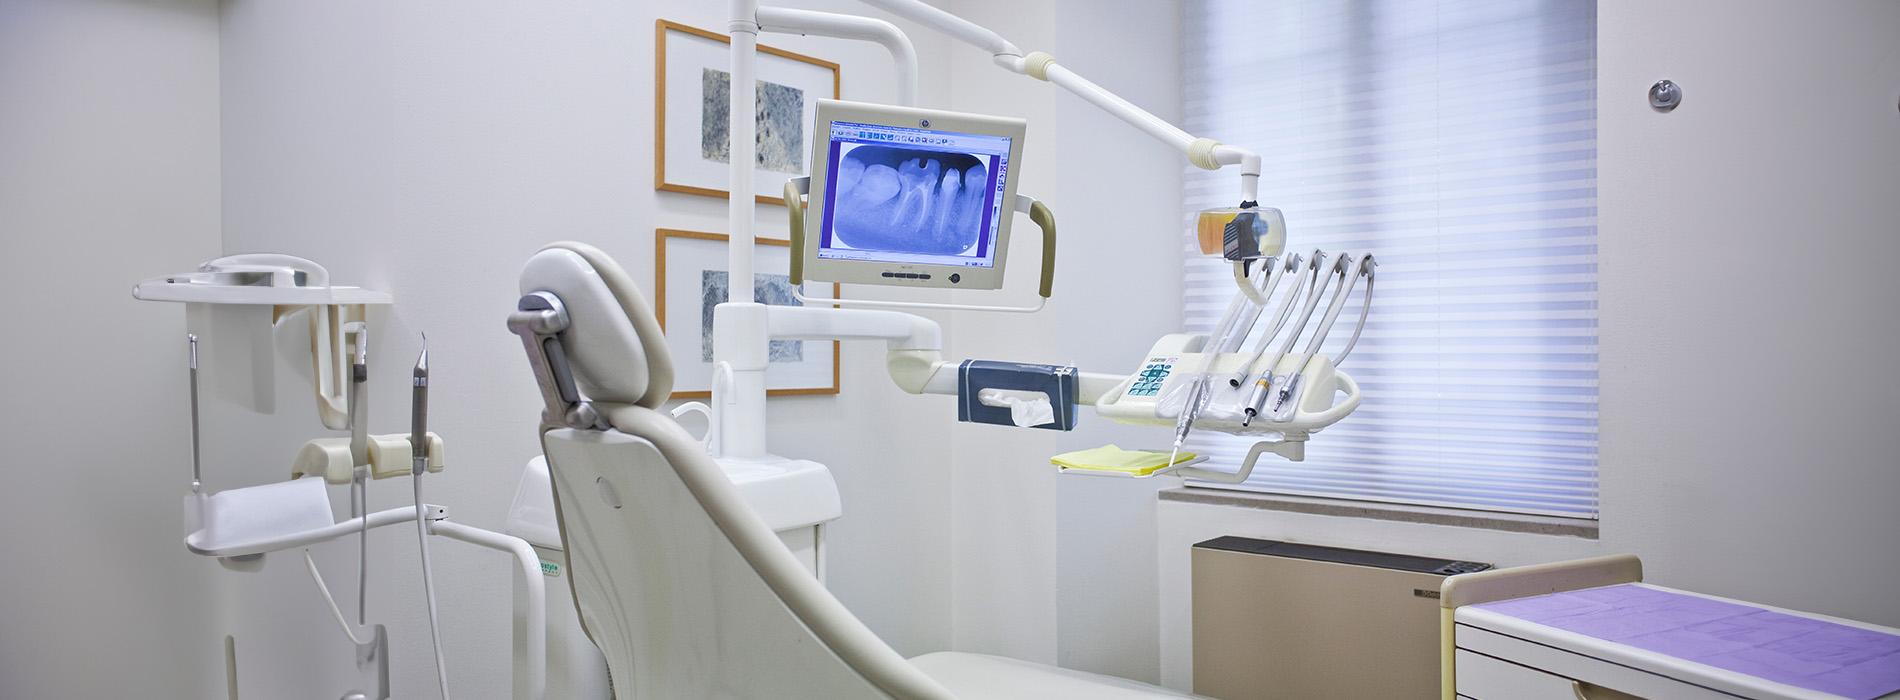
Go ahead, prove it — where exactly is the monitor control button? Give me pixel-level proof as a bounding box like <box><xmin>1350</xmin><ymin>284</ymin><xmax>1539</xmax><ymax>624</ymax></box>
<box><xmin>949</xmin><ymin>274</ymin><xmax>960</xmax><ymax>283</ymax></box>
<box><xmin>918</xmin><ymin>274</ymin><xmax>931</xmax><ymax>280</ymax></box>
<box><xmin>881</xmin><ymin>272</ymin><xmax>895</xmax><ymax>278</ymax></box>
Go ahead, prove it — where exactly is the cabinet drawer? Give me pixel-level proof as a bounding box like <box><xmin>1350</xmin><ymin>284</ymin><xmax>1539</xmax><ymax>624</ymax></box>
<box><xmin>1456</xmin><ymin>648</ymin><xmax>1578</xmax><ymax>700</ymax></box>
<box><xmin>1458</xmin><ymin>649</ymin><xmax>1721</xmax><ymax>700</ymax></box>
<box><xmin>1458</xmin><ymin>625</ymin><xmax>1744</xmax><ymax>700</ymax></box>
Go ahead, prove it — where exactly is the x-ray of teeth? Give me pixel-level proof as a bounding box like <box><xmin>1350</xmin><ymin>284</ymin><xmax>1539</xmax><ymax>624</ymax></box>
<box><xmin>831</xmin><ymin>145</ymin><xmax>991</xmax><ymax>255</ymax></box>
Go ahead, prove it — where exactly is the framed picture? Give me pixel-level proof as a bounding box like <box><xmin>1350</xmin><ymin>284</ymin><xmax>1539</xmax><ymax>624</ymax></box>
<box><xmin>656</xmin><ymin>229</ymin><xmax>840</xmax><ymax>398</ymax></box>
<box><xmin>656</xmin><ymin>19</ymin><xmax>841</xmax><ymax>206</ymax></box>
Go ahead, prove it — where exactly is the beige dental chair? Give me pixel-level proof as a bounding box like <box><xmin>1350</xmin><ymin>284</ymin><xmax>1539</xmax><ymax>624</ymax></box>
<box><xmin>511</xmin><ymin>242</ymin><xmax>1207</xmax><ymax>699</ymax></box>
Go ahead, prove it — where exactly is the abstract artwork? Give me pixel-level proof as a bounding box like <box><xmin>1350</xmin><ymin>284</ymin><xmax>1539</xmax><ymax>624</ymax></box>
<box><xmin>699</xmin><ymin>69</ymin><xmax>806</xmax><ymax>174</ymax></box>
<box><xmin>656</xmin><ymin>228</ymin><xmax>839</xmax><ymax>398</ymax></box>
<box><xmin>656</xmin><ymin>20</ymin><xmax>839</xmax><ymax>205</ymax></box>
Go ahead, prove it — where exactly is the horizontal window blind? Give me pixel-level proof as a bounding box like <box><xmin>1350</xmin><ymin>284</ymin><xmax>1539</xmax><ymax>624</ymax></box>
<box><xmin>1180</xmin><ymin>0</ymin><xmax>1598</xmax><ymax>518</ymax></box>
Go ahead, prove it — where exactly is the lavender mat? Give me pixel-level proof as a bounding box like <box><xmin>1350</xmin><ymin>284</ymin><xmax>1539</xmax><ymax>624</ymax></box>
<box><xmin>1476</xmin><ymin>585</ymin><xmax>1900</xmax><ymax>700</ymax></box>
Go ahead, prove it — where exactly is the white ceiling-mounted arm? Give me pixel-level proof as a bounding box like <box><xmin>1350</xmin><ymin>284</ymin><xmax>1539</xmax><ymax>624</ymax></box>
<box><xmin>854</xmin><ymin>0</ymin><xmax>1261</xmax><ymax>203</ymax></box>
<box><xmin>854</xmin><ymin>0</ymin><xmax>1022</xmax><ymax>68</ymax></box>
<box><xmin>756</xmin><ymin>7</ymin><xmax>917</xmax><ymax>107</ymax></box>
<box><xmin>1031</xmin><ymin>57</ymin><xmax>1259</xmax><ymax>203</ymax></box>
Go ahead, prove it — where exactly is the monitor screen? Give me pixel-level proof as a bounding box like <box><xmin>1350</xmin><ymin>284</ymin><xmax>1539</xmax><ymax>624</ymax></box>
<box><xmin>815</xmin><ymin>120</ymin><xmax>1014</xmax><ymax>270</ymax></box>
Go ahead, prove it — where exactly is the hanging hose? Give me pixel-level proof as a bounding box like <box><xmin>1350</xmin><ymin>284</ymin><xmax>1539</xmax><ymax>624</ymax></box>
<box><xmin>414</xmin><ymin>478</ymin><xmax>452</xmax><ymax>700</ymax></box>
<box><xmin>303</xmin><ymin>549</ymin><xmax>370</xmax><ymax>646</ymax></box>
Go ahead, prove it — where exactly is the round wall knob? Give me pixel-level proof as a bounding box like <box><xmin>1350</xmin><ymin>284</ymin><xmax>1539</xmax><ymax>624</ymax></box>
<box><xmin>1650</xmin><ymin>79</ymin><xmax>1682</xmax><ymax>111</ymax></box>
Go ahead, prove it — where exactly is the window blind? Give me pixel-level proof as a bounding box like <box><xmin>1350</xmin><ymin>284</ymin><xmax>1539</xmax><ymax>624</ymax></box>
<box><xmin>1179</xmin><ymin>0</ymin><xmax>1598</xmax><ymax>518</ymax></box>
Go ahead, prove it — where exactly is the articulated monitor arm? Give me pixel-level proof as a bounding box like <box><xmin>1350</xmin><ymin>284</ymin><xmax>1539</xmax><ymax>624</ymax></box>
<box><xmin>761</xmin><ymin>305</ymin><xmax>1124</xmax><ymax>403</ymax></box>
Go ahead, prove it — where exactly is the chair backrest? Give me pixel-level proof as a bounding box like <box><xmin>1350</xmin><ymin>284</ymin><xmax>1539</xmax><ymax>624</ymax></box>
<box><xmin>518</xmin><ymin>243</ymin><xmax>954</xmax><ymax>700</ymax></box>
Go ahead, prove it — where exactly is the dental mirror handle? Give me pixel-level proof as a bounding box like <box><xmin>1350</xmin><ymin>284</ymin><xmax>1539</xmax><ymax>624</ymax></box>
<box><xmin>189</xmin><ymin>334</ymin><xmax>201</xmax><ymax>492</ymax></box>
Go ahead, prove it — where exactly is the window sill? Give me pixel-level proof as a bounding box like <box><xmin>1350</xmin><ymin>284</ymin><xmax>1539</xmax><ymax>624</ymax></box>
<box><xmin>1157</xmin><ymin>487</ymin><xmax>1598</xmax><ymax>539</ymax></box>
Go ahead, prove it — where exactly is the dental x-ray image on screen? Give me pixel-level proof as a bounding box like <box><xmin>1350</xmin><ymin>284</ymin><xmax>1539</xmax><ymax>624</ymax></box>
<box><xmin>829</xmin><ymin>144</ymin><xmax>992</xmax><ymax>256</ymax></box>
<box><xmin>803</xmin><ymin>101</ymin><xmax>1025</xmax><ymax>290</ymax></box>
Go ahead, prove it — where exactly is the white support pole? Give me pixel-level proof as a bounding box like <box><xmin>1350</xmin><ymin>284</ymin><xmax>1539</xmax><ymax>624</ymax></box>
<box><xmin>721</xmin><ymin>0</ymin><xmax>771</xmax><ymax>460</ymax></box>
<box><xmin>728</xmin><ymin>0</ymin><xmax>760</xmax><ymax>301</ymax></box>
<box><xmin>428</xmin><ymin>520</ymin><xmax>547</xmax><ymax>700</ymax></box>
<box><xmin>714</xmin><ymin>302</ymin><xmax>770</xmax><ymax>458</ymax></box>
<box><xmin>757</xmin><ymin>7</ymin><xmax>918</xmax><ymax>107</ymax></box>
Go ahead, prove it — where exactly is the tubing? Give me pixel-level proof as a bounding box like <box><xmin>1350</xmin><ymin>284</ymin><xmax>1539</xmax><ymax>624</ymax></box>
<box><xmin>303</xmin><ymin>549</ymin><xmax>370</xmax><ymax>646</ymax></box>
<box><xmin>413</xmin><ymin>481</ymin><xmax>451</xmax><ymax>700</ymax></box>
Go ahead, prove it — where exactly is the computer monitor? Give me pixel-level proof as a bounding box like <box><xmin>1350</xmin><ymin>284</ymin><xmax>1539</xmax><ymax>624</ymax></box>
<box><xmin>801</xmin><ymin>100</ymin><xmax>1027</xmax><ymax>290</ymax></box>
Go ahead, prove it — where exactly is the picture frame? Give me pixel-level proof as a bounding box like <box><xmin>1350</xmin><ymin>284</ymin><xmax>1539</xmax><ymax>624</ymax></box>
<box><xmin>655</xmin><ymin>19</ymin><xmax>841</xmax><ymax>206</ymax></box>
<box><xmin>655</xmin><ymin>229</ymin><xmax>841</xmax><ymax>398</ymax></box>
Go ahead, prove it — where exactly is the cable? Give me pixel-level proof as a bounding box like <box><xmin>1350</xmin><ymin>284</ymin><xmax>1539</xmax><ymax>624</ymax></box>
<box><xmin>411</xmin><ymin>333</ymin><xmax>451</xmax><ymax>700</ymax></box>
<box><xmin>414</xmin><ymin>477</ymin><xmax>452</xmax><ymax>700</ymax></box>
<box><xmin>1329</xmin><ymin>255</ymin><xmax>1376</xmax><ymax>366</ymax></box>
<box><xmin>356</xmin><ymin>475</ymin><xmax>367</xmax><ymax>625</ymax></box>
<box><xmin>303</xmin><ymin>549</ymin><xmax>370</xmax><ymax>646</ymax></box>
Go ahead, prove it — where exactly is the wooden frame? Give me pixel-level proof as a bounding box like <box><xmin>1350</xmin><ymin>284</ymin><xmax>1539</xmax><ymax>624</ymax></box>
<box><xmin>655</xmin><ymin>19</ymin><xmax>841</xmax><ymax>206</ymax></box>
<box><xmin>655</xmin><ymin>229</ymin><xmax>841</xmax><ymax>399</ymax></box>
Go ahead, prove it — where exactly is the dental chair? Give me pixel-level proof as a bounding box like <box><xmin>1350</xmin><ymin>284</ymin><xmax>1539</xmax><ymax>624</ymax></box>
<box><xmin>513</xmin><ymin>242</ymin><xmax>1208</xmax><ymax>699</ymax></box>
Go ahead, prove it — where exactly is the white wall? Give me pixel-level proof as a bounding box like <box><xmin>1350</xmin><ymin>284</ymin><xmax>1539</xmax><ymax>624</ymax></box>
<box><xmin>1154</xmin><ymin>0</ymin><xmax>1900</xmax><ymax>691</ymax></box>
<box><xmin>1593</xmin><ymin>0</ymin><xmax>1900</xmax><ymax>624</ymax></box>
<box><xmin>212</xmin><ymin>1</ymin><xmax>956</xmax><ymax>698</ymax></box>
<box><xmin>0</xmin><ymin>1</ymin><xmax>224</xmax><ymax>698</ymax></box>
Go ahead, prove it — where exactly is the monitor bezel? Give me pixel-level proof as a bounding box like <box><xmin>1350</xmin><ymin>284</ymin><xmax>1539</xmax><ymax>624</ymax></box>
<box><xmin>803</xmin><ymin>99</ymin><xmax>1027</xmax><ymax>291</ymax></box>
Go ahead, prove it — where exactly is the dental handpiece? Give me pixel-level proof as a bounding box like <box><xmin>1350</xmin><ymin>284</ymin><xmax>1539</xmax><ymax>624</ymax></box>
<box><xmin>345</xmin><ymin>322</ymin><xmax>370</xmax><ymax>469</ymax></box>
<box><xmin>1167</xmin><ymin>274</ymin><xmax>1259</xmax><ymax>461</ymax></box>
<box><xmin>341</xmin><ymin>321</ymin><xmax>369</xmax><ymax>626</ymax></box>
<box><xmin>1228</xmin><ymin>254</ymin><xmax>1305</xmax><ymax>388</ymax></box>
<box><xmin>412</xmin><ymin>334</ymin><xmax>429</xmax><ymax>475</ymax></box>
<box><xmin>1241</xmin><ymin>252</ymin><xmax>1331</xmax><ymax>425</ymax></box>
<box><xmin>1269</xmin><ymin>254</ymin><xmax>1369</xmax><ymax>423</ymax></box>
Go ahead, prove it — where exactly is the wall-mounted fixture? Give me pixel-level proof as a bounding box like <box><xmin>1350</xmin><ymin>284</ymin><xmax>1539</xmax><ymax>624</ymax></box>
<box><xmin>1649</xmin><ymin>79</ymin><xmax>1682</xmax><ymax>111</ymax></box>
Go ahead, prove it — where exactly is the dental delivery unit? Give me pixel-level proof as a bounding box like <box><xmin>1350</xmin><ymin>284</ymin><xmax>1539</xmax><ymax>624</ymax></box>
<box><xmin>130</xmin><ymin>1</ymin><xmax>1376</xmax><ymax>698</ymax></box>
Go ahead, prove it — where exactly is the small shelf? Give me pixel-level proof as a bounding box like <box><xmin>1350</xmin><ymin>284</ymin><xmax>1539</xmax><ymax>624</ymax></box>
<box><xmin>1055</xmin><ymin>453</ymin><xmax>1209</xmax><ymax>479</ymax></box>
<box><xmin>133</xmin><ymin>279</ymin><xmax>392</xmax><ymax>305</ymax></box>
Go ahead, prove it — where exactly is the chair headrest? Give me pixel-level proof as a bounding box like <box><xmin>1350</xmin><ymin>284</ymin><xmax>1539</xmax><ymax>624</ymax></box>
<box><xmin>518</xmin><ymin>242</ymin><xmax>674</xmax><ymax>409</ymax></box>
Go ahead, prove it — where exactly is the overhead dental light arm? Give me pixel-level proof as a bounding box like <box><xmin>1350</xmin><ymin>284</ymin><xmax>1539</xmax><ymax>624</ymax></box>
<box><xmin>847</xmin><ymin>0</ymin><xmax>1261</xmax><ymax>202</ymax></box>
